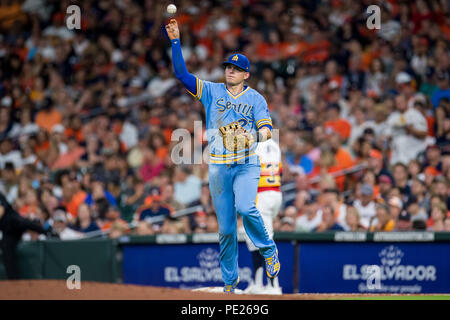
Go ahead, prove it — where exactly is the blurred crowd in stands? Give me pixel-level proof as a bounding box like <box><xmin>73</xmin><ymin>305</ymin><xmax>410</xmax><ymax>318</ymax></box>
<box><xmin>0</xmin><ymin>0</ymin><xmax>449</xmax><ymax>240</ymax></box>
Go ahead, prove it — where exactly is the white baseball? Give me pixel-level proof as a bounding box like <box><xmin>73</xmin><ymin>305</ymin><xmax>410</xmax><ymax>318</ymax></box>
<box><xmin>167</xmin><ymin>4</ymin><xmax>177</xmax><ymax>14</ymax></box>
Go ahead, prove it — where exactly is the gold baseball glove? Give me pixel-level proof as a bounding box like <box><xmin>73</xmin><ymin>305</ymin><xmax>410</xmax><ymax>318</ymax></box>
<box><xmin>219</xmin><ymin>122</ymin><xmax>255</xmax><ymax>152</ymax></box>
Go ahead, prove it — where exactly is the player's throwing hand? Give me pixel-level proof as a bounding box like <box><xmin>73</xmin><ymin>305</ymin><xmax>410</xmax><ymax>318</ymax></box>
<box><xmin>165</xmin><ymin>19</ymin><xmax>179</xmax><ymax>40</ymax></box>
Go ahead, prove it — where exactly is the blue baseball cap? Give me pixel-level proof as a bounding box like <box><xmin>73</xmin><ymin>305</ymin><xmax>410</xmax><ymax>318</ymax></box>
<box><xmin>222</xmin><ymin>53</ymin><xmax>250</xmax><ymax>72</ymax></box>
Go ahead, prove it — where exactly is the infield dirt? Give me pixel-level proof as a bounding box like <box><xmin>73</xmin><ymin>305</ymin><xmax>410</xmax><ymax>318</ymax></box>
<box><xmin>0</xmin><ymin>280</ymin><xmax>447</xmax><ymax>300</ymax></box>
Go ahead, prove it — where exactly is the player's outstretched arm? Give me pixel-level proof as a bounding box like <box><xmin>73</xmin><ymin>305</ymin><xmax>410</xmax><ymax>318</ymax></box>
<box><xmin>165</xmin><ymin>19</ymin><xmax>198</xmax><ymax>96</ymax></box>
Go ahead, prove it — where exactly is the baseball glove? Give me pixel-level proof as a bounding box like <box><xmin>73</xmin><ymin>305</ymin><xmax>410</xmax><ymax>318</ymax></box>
<box><xmin>219</xmin><ymin>121</ymin><xmax>255</xmax><ymax>152</ymax></box>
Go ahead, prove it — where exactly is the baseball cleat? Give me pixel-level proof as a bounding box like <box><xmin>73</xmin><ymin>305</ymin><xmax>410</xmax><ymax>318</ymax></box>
<box><xmin>223</xmin><ymin>276</ymin><xmax>240</xmax><ymax>293</ymax></box>
<box><xmin>265</xmin><ymin>250</ymin><xmax>280</xmax><ymax>279</ymax></box>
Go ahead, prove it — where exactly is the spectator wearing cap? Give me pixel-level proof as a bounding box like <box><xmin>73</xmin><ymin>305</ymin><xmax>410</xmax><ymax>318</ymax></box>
<box><xmin>361</xmin><ymin>170</ymin><xmax>379</xmax><ymax>199</ymax></box>
<box><xmin>52</xmin><ymin>209</ymin><xmax>83</xmax><ymax>240</ymax></box>
<box><xmin>295</xmin><ymin>195</ymin><xmax>322</xmax><ymax>232</ymax></box>
<box><xmin>367</xmin><ymin>148</ymin><xmax>392</xmax><ymax>180</ymax></box>
<box><xmin>352</xmin><ymin>183</ymin><xmax>376</xmax><ymax>229</ymax></box>
<box><xmin>378</xmin><ymin>174</ymin><xmax>393</xmax><ymax>202</ymax></box>
<box><xmin>424</xmin><ymin>165</ymin><xmax>440</xmax><ymax>187</ymax></box>
<box><xmin>314</xmin><ymin>205</ymin><xmax>344</xmax><ymax>232</ymax></box>
<box><xmin>279</xmin><ymin>217</ymin><xmax>296</xmax><ymax>232</ymax></box>
<box><xmin>394</xmin><ymin>72</ymin><xmax>416</xmax><ymax>108</ymax></box>
<box><xmin>370</xmin><ymin>203</ymin><xmax>395</xmax><ymax>232</ymax></box>
<box><xmin>395</xmin><ymin>210</ymin><xmax>413</xmax><ymax>231</ymax></box>
<box><xmin>388</xmin><ymin>196</ymin><xmax>404</xmax><ymax>220</ymax></box>
<box><xmin>191</xmin><ymin>210</ymin><xmax>208</xmax><ymax>233</ymax></box>
<box><xmin>139</xmin><ymin>194</ymin><xmax>171</xmax><ymax>230</ymax></box>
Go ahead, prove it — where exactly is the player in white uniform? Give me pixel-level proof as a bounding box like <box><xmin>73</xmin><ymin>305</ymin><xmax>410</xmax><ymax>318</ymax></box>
<box><xmin>243</xmin><ymin>138</ymin><xmax>283</xmax><ymax>294</ymax></box>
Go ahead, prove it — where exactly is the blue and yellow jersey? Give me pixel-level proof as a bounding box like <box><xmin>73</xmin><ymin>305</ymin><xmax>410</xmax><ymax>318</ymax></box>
<box><xmin>190</xmin><ymin>77</ymin><xmax>273</xmax><ymax>164</ymax></box>
<box><xmin>170</xmin><ymin>39</ymin><xmax>272</xmax><ymax>164</ymax></box>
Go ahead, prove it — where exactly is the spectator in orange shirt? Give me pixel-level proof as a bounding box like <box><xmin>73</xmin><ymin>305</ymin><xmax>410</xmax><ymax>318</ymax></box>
<box><xmin>19</xmin><ymin>189</ymin><xmax>39</xmax><ymax>219</ymax></box>
<box><xmin>35</xmin><ymin>98</ymin><xmax>62</xmax><ymax>133</ymax></box>
<box><xmin>65</xmin><ymin>115</ymin><xmax>84</xmax><ymax>143</ymax></box>
<box><xmin>324</xmin><ymin>103</ymin><xmax>352</xmax><ymax>142</ymax></box>
<box><xmin>148</xmin><ymin>131</ymin><xmax>168</xmax><ymax>161</ymax></box>
<box><xmin>100</xmin><ymin>205</ymin><xmax>128</xmax><ymax>233</ymax></box>
<box><xmin>51</xmin><ymin>136</ymin><xmax>86</xmax><ymax>170</ymax></box>
<box><xmin>328</xmin><ymin>133</ymin><xmax>354</xmax><ymax>170</ymax></box>
<box><xmin>309</xmin><ymin>149</ymin><xmax>345</xmax><ymax>191</ymax></box>
<box><xmin>64</xmin><ymin>177</ymin><xmax>87</xmax><ymax>219</ymax></box>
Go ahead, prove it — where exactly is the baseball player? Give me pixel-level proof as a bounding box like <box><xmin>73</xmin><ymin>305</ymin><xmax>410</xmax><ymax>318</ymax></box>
<box><xmin>243</xmin><ymin>139</ymin><xmax>283</xmax><ymax>294</ymax></box>
<box><xmin>165</xmin><ymin>19</ymin><xmax>280</xmax><ymax>293</ymax></box>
